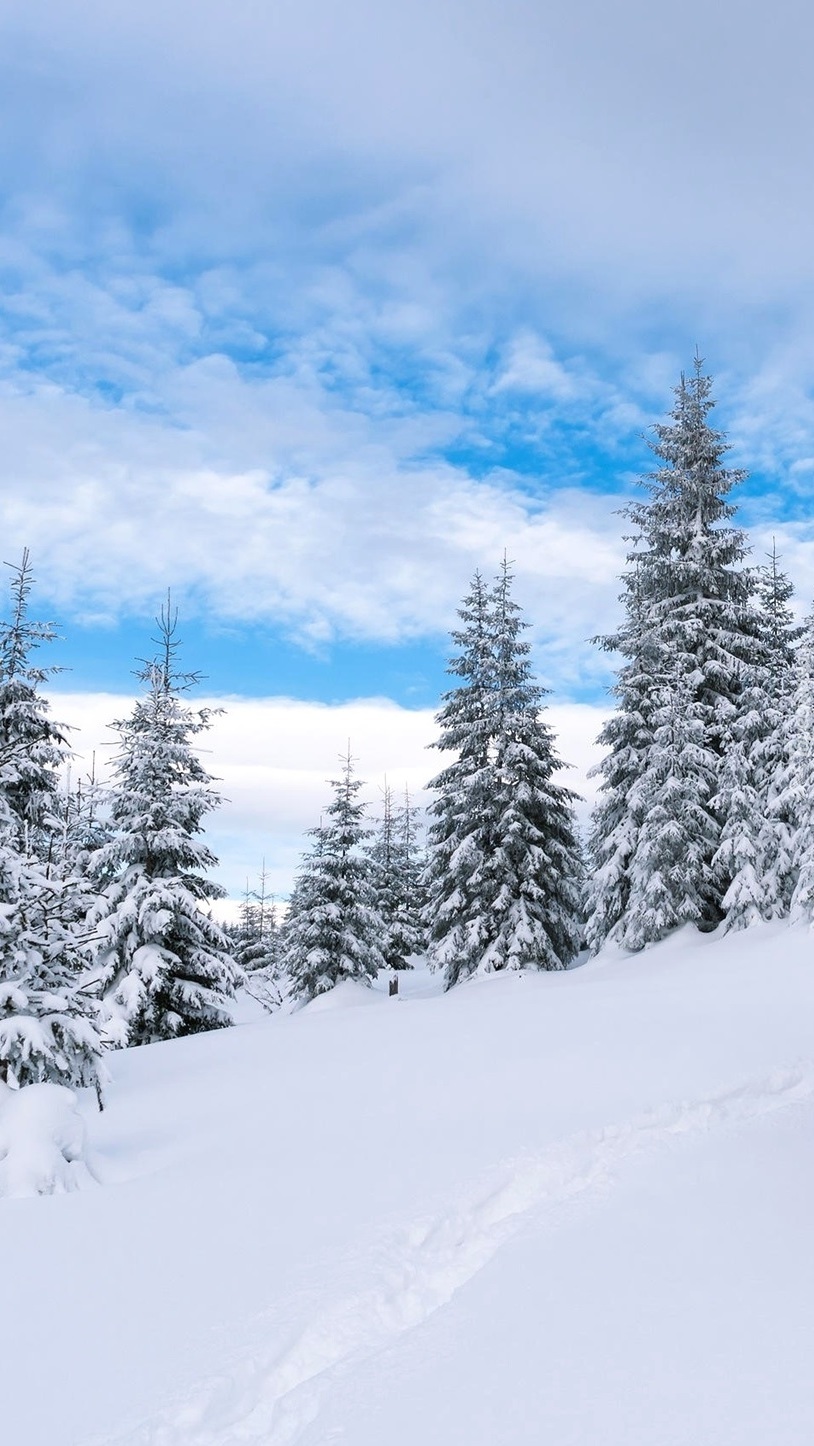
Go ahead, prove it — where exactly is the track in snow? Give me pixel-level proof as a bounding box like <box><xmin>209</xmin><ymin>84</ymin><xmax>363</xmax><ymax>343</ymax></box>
<box><xmin>100</xmin><ymin>1063</ymin><xmax>814</xmax><ymax>1446</ymax></box>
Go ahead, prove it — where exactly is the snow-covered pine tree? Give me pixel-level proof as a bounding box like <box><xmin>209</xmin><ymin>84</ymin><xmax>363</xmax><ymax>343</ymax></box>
<box><xmin>390</xmin><ymin>787</ymin><xmax>426</xmax><ymax>964</ymax></box>
<box><xmin>0</xmin><ymin>552</ymin><xmax>104</xmax><ymax>1092</ymax></box>
<box><xmin>623</xmin><ymin>661</ymin><xmax>720</xmax><ymax>948</ymax></box>
<box><xmin>89</xmin><ymin>600</ymin><xmax>239</xmax><ymax>1046</ymax></box>
<box><xmin>231</xmin><ymin>867</ymin><xmax>282</xmax><ymax>1011</ymax></box>
<box><xmin>750</xmin><ymin>544</ymin><xmax>804</xmax><ymax>920</ymax></box>
<box><xmin>424</xmin><ymin>563</ymin><xmax>582</xmax><ymax>985</ymax></box>
<box><xmin>757</xmin><ymin>541</ymin><xmax>802</xmax><ymax>683</ymax></box>
<box><xmin>54</xmin><ymin>756</ymin><xmax>113</xmax><ymax>923</ymax></box>
<box><xmin>714</xmin><ymin>544</ymin><xmax>803</xmax><ymax>931</ymax></box>
<box><xmin>368</xmin><ymin>782</ymin><xmax>424</xmax><ymax>970</ymax></box>
<box><xmin>234</xmin><ymin>866</ymin><xmax>279</xmax><ymax>974</ymax></box>
<box><xmin>710</xmin><ymin>732</ymin><xmax>766</xmax><ymax>933</ymax></box>
<box><xmin>423</xmin><ymin>572</ymin><xmax>500</xmax><ymax>985</ymax></box>
<box><xmin>774</xmin><ymin>609</ymin><xmax>814</xmax><ymax>928</ymax></box>
<box><xmin>283</xmin><ymin>749</ymin><xmax>386</xmax><ymax>1002</ymax></box>
<box><xmin>586</xmin><ymin>358</ymin><xmax>759</xmax><ymax>950</ymax></box>
<box><xmin>584</xmin><ymin>565</ymin><xmax>658</xmax><ymax>952</ymax></box>
<box><xmin>479</xmin><ymin>558</ymin><xmax>582</xmax><ymax>972</ymax></box>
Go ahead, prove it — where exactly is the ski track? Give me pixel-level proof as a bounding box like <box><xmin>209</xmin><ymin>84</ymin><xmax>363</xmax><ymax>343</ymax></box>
<box><xmin>100</xmin><ymin>1063</ymin><xmax>814</xmax><ymax>1446</ymax></box>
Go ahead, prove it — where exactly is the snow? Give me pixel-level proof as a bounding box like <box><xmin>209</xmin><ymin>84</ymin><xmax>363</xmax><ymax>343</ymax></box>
<box><xmin>0</xmin><ymin>1082</ymin><xmax>95</xmax><ymax>1199</ymax></box>
<box><xmin>2</xmin><ymin>923</ymin><xmax>814</xmax><ymax>1443</ymax></box>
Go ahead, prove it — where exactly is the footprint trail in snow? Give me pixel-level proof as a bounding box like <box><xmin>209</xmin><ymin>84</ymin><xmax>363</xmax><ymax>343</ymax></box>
<box><xmin>104</xmin><ymin>1062</ymin><xmax>814</xmax><ymax>1446</ymax></box>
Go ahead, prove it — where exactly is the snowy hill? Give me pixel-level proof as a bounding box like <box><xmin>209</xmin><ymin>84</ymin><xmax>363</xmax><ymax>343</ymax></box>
<box><xmin>4</xmin><ymin>925</ymin><xmax>814</xmax><ymax>1445</ymax></box>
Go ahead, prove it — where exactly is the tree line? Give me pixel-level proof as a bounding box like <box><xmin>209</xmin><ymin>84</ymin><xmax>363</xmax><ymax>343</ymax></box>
<box><xmin>0</xmin><ymin>356</ymin><xmax>812</xmax><ymax>1097</ymax></box>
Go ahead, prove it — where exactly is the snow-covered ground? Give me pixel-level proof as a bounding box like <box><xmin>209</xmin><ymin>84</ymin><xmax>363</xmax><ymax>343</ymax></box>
<box><xmin>3</xmin><ymin>924</ymin><xmax>813</xmax><ymax>1445</ymax></box>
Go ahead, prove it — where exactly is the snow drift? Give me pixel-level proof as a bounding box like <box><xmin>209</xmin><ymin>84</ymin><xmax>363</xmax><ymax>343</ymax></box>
<box><xmin>1</xmin><ymin>922</ymin><xmax>813</xmax><ymax>1445</ymax></box>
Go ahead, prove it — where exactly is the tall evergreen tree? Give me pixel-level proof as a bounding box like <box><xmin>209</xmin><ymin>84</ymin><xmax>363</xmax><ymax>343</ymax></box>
<box><xmin>586</xmin><ymin>359</ymin><xmax>759</xmax><ymax>950</ymax></box>
<box><xmin>711</xmin><ymin>544</ymin><xmax>802</xmax><ymax>931</ymax></box>
<box><xmin>283</xmin><ymin>749</ymin><xmax>386</xmax><ymax>1001</ymax></box>
<box><xmin>0</xmin><ymin>553</ymin><xmax>104</xmax><ymax>1091</ymax></box>
<box><xmin>749</xmin><ymin>544</ymin><xmax>804</xmax><ymax>920</ymax></box>
<box><xmin>774</xmin><ymin>610</ymin><xmax>814</xmax><ymax>928</ymax></box>
<box><xmin>424</xmin><ymin>562</ymin><xmax>582</xmax><ymax>985</ymax></box>
<box><xmin>422</xmin><ymin>573</ymin><xmax>498</xmax><ymax>985</ymax></box>
<box><xmin>89</xmin><ymin>601</ymin><xmax>239</xmax><ymax>1046</ymax></box>
<box><xmin>624</xmin><ymin>663</ymin><xmax>720</xmax><ymax>948</ymax></box>
<box><xmin>584</xmin><ymin>567</ymin><xmax>657</xmax><ymax>951</ymax></box>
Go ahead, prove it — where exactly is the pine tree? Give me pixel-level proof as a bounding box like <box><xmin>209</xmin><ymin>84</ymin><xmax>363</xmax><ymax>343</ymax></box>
<box><xmin>480</xmin><ymin>558</ymin><xmax>582</xmax><ymax>971</ymax></box>
<box><xmin>713</xmin><ymin>544</ymin><xmax>802</xmax><ymax>931</ymax></box>
<box><xmin>623</xmin><ymin>664</ymin><xmax>720</xmax><ymax>948</ymax></box>
<box><xmin>586</xmin><ymin>359</ymin><xmax>759</xmax><ymax>950</ymax></box>
<box><xmin>89</xmin><ymin>600</ymin><xmax>239</xmax><ymax>1046</ymax></box>
<box><xmin>368</xmin><ymin>782</ymin><xmax>424</xmax><ymax>970</ymax></box>
<box><xmin>750</xmin><ymin>544</ymin><xmax>804</xmax><ymax>920</ymax></box>
<box><xmin>0</xmin><ymin>553</ymin><xmax>104</xmax><ymax>1092</ymax></box>
<box><xmin>757</xmin><ymin>541</ymin><xmax>802</xmax><ymax>683</ymax></box>
<box><xmin>422</xmin><ymin>573</ymin><xmax>497</xmax><ymax>985</ymax></box>
<box><xmin>775</xmin><ymin>611</ymin><xmax>814</xmax><ymax>927</ymax></box>
<box><xmin>390</xmin><ymin>787</ymin><xmax>427</xmax><ymax>964</ymax></box>
<box><xmin>713</xmin><ymin>736</ymin><xmax>766</xmax><ymax>931</ymax></box>
<box><xmin>283</xmin><ymin>749</ymin><xmax>386</xmax><ymax>1001</ymax></box>
<box><xmin>584</xmin><ymin>567</ymin><xmax>657</xmax><ymax>951</ymax></box>
<box><xmin>235</xmin><ymin>865</ymin><xmax>279</xmax><ymax>974</ymax></box>
<box><xmin>424</xmin><ymin>563</ymin><xmax>582</xmax><ymax>985</ymax></box>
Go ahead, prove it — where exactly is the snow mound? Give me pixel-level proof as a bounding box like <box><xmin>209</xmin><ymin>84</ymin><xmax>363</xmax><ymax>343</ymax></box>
<box><xmin>0</xmin><ymin>1082</ymin><xmax>96</xmax><ymax>1199</ymax></box>
<box><xmin>300</xmin><ymin>979</ymin><xmax>384</xmax><ymax>1013</ymax></box>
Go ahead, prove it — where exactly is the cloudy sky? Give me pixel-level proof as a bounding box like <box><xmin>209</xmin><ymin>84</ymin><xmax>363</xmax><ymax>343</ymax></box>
<box><xmin>3</xmin><ymin>0</ymin><xmax>814</xmax><ymax>897</ymax></box>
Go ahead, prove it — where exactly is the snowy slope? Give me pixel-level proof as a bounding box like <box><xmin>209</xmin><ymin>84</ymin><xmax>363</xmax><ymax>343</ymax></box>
<box><xmin>2</xmin><ymin>924</ymin><xmax>813</xmax><ymax>1445</ymax></box>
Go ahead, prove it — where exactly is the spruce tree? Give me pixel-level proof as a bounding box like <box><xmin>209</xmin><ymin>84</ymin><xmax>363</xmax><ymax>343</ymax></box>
<box><xmin>623</xmin><ymin>663</ymin><xmax>722</xmax><ymax>948</ymax></box>
<box><xmin>757</xmin><ymin>541</ymin><xmax>802</xmax><ymax>682</ymax></box>
<box><xmin>390</xmin><ymin>787</ymin><xmax>427</xmax><ymax>964</ymax></box>
<box><xmin>283</xmin><ymin>749</ymin><xmax>386</xmax><ymax>1001</ymax></box>
<box><xmin>423</xmin><ymin>573</ymin><xmax>497</xmax><ymax>985</ymax></box>
<box><xmin>750</xmin><ymin>545</ymin><xmax>804</xmax><ymax>920</ymax></box>
<box><xmin>584</xmin><ymin>568</ymin><xmax>657</xmax><ymax>951</ymax></box>
<box><xmin>586</xmin><ymin>359</ymin><xmax>759</xmax><ymax>950</ymax></box>
<box><xmin>89</xmin><ymin>601</ymin><xmax>239</xmax><ymax>1046</ymax></box>
<box><xmin>713</xmin><ymin>545</ymin><xmax>802</xmax><ymax>931</ymax></box>
<box><xmin>234</xmin><ymin>866</ymin><xmax>279</xmax><ymax>975</ymax></box>
<box><xmin>0</xmin><ymin>553</ymin><xmax>104</xmax><ymax>1092</ymax></box>
<box><xmin>424</xmin><ymin>562</ymin><xmax>582</xmax><ymax>985</ymax></box>
<box><xmin>775</xmin><ymin>610</ymin><xmax>814</xmax><ymax>927</ymax></box>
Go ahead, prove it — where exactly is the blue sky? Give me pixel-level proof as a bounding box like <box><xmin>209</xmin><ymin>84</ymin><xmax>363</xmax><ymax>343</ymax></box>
<box><xmin>2</xmin><ymin>0</ymin><xmax>814</xmax><ymax>894</ymax></box>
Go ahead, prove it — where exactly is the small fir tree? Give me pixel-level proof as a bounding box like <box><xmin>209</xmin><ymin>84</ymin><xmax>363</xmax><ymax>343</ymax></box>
<box><xmin>89</xmin><ymin>600</ymin><xmax>239</xmax><ymax>1046</ymax></box>
<box><xmin>283</xmin><ymin>749</ymin><xmax>386</xmax><ymax>1002</ymax></box>
<box><xmin>235</xmin><ymin>865</ymin><xmax>279</xmax><ymax>974</ymax></box>
<box><xmin>368</xmin><ymin>782</ymin><xmax>424</xmax><ymax>970</ymax></box>
<box><xmin>0</xmin><ymin>553</ymin><xmax>105</xmax><ymax>1092</ymax></box>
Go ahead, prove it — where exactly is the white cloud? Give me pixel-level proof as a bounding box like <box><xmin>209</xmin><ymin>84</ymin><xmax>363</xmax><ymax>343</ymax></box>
<box><xmin>492</xmin><ymin>332</ymin><xmax>581</xmax><ymax>400</ymax></box>
<box><xmin>4</xmin><ymin>0</ymin><xmax>814</xmax><ymax>302</ymax></box>
<box><xmin>0</xmin><ymin>360</ymin><xmax>629</xmax><ymax>689</ymax></box>
<box><xmin>0</xmin><ymin>0</ymin><xmax>813</xmax><ymax>711</ymax></box>
<box><xmin>51</xmin><ymin>689</ymin><xmax>608</xmax><ymax>902</ymax></box>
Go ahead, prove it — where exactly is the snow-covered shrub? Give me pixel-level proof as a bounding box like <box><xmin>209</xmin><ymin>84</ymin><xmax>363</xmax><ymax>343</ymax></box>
<box><xmin>0</xmin><ymin>1082</ymin><xmax>96</xmax><ymax>1198</ymax></box>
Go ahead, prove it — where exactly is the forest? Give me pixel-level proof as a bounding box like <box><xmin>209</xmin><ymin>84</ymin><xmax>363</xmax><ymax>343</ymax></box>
<box><xmin>0</xmin><ymin>360</ymin><xmax>811</xmax><ymax>1102</ymax></box>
